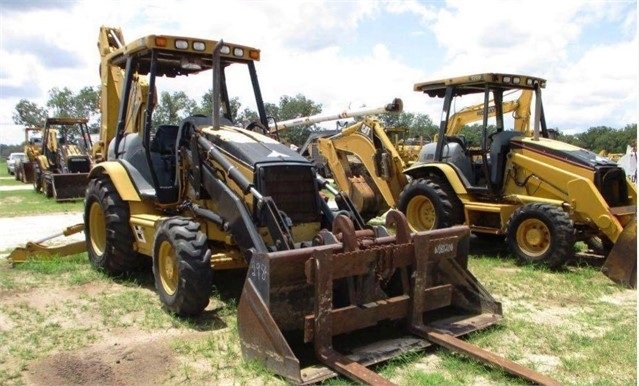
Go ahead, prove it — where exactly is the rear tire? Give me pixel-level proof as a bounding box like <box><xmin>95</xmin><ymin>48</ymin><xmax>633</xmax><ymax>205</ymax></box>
<box><xmin>397</xmin><ymin>178</ymin><xmax>454</xmax><ymax>231</ymax></box>
<box><xmin>585</xmin><ymin>236</ymin><xmax>613</xmax><ymax>256</ymax></box>
<box><xmin>153</xmin><ymin>217</ymin><xmax>212</xmax><ymax>316</ymax></box>
<box><xmin>506</xmin><ymin>203</ymin><xmax>575</xmax><ymax>268</ymax></box>
<box><xmin>84</xmin><ymin>176</ymin><xmax>141</xmax><ymax>275</ymax></box>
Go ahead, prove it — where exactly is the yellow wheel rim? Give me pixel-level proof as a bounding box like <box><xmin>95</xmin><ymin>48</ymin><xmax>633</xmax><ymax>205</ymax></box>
<box><xmin>406</xmin><ymin>195</ymin><xmax>436</xmax><ymax>231</ymax></box>
<box><xmin>516</xmin><ymin>218</ymin><xmax>550</xmax><ymax>258</ymax></box>
<box><xmin>158</xmin><ymin>240</ymin><xmax>178</xmax><ymax>296</ymax></box>
<box><xmin>89</xmin><ymin>201</ymin><xmax>106</xmax><ymax>256</ymax></box>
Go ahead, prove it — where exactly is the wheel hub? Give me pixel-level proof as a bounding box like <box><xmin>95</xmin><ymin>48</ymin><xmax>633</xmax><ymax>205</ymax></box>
<box><xmin>89</xmin><ymin>202</ymin><xmax>106</xmax><ymax>255</ymax></box>
<box><xmin>158</xmin><ymin>241</ymin><xmax>178</xmax><ymax>296</ymax></box>
<box><xmin>517</xmin><ymin>218</ymin><xmax>550</xmax><ymax>257</ymax></box>
<box><xmin>407</xmin><ymin>196</ymin><xmax>436</xmax><ymax>231</ymax></box>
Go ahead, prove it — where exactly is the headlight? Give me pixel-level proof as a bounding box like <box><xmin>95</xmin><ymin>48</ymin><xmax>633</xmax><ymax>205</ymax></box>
<box><xmin>193</xmin><ymin>41</ymin><xmax>205</xmax><ymax>51</ymax></box>
<box><xmin>175</xmin><ymin>40</ymin><xmax>188</xmax><ymax>50</ymax></box>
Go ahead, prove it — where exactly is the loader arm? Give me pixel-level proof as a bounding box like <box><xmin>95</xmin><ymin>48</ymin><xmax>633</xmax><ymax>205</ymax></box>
<box><xmin>507</xmin><ymin>146</ymin><xmax>637</xmax><ymax>287</ymax></box>
<box><xmin>507</xmin><ymin>151</ymin><xmax>635</xmax><ymax>243</ymax></box>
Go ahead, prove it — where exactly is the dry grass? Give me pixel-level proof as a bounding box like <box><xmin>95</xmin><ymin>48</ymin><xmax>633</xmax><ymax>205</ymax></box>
<box><xmin>0</xmin><ymin>246</ymin><xmax>635</xmax><ymax>386</ymax></box>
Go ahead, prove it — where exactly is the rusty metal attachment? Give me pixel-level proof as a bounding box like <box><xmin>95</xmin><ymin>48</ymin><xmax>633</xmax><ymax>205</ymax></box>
<box><xmin>237</xmin><ymin>209</ymin><xmax>558</xmax><ymax>384</ymax></box>
<box><xmin>8</xmin><ymin>223</ymin><xmax>86</xmax><ymax>263</ymax></box>
<box><xmin>602</xmin><ymin>216</ymin><xmax>637</xmax><ymax>288</ymax></box>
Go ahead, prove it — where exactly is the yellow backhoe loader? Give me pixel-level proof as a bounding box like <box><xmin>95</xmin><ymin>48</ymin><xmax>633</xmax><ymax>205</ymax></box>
<box><xmin>7</xmin><ymin>27</ymin><xmax>561</xmax><ymax>385</ymax></box>
<box><xmin>402</xmin><ymin>73</ymin><xmax>636</xmax><ymax>288</ymax></box>
<box><xmin>32</xmin><ymin>117</ymin><xmax>93</xmax><ymax>201</ymax></box>
<box><xmin>14</xmin><ymin>127</ymin><xmax>43</xmax><ymax>183</ymax></box>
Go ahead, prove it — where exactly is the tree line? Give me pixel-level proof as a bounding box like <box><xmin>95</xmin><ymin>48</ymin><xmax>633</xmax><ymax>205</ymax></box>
<box><xmin>10</xmin><ymin>86</ymin><xmax>637</xmax><ymax>154</ymax></box>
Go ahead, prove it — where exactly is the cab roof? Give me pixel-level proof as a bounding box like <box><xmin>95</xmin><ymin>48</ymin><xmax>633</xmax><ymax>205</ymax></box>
<box><xmin>105</xmin><ymin>34</ymin><xmax>261</xmax><ymax>77</ymax></box>
<box><xmin>44</xmin><ymin>117</ymin><xmax>89</xmax><ymax>126</ymax></box>
<box><xmin>414</xmin><ymin>73</ymin><xmax>546</xmax><ymax>98</ymax></box>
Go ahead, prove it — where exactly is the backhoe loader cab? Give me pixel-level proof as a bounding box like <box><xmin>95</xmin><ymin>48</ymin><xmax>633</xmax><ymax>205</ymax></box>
<box><xmin>413</xmin><ymin>74</ymin><xmax>546</xmax><ymax>191</ymax></box>
<box><xmin>402</xmin><ymin>73</ymin><xmax>637</xmax><ymax>287</ymax></box>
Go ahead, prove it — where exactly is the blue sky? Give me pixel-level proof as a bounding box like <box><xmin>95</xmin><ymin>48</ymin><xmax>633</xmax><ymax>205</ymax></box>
<box><xmin>0</xmin><ymin>0</ymin><xmax>637</xmax><ymax>144</ymax></box>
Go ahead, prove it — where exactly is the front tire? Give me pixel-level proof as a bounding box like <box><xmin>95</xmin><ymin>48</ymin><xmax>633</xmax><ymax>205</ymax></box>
<box><xmin>33</xmin><ymin>168</ymin><xmax>42</xmax><ymax>193</ymax></box>
<box><xmin>84</xmin><ymin>176</ymin><xmax>140</xmax><ymax>275</ymax></box>
<box><xmin>44</xmin><ymin>177</ymin><xmax>53</xmax><ymax>198</ymax></box>
<box><xmin>153</xmin><ymin>217</ymin><xmax>212</xmax><ymax>316</ymax></box>
<box><xmin>506</xmin><ymin>203</ymin><xmax>575</xmax><ymax>268</ymax></box>
<box><xmin>397</xmin><ymin>178</ymin><xmax>455</xmax><ymax>232</ymax></box>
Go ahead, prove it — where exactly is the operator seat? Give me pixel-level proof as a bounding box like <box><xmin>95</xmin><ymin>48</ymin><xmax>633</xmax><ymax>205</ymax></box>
<box><xmin>445</xmin><ymin>136</ymin><xmax>467</xmax><ymax>152</ymax></box>
<box><xmin>150</xmin><ymin>125</ymin><xmax>179</xmax><ymax>201</ymax></box>
<box><xmin>489</xmin><ymin>131</ymin><xmax>521</xmax><ymax>190</ymax></box>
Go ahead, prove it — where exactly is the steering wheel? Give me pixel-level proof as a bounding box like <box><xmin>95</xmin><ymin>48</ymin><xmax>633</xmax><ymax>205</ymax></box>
<box><xmin>245</xmin><ymin>120</ymin><xmax>270</xmax><ymax>135</ymax></box>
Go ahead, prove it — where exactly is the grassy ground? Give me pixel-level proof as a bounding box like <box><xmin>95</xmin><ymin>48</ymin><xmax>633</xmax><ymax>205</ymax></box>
<box><xmin>0</xmin><ymin>189</ymin><xmax>83</xmax><ymax>216</ymax></box>
<box><xmin>0</xmin><ymin>159</ymin><xmax>635</xmax><ymax>385</ymax></box>
<box><xmin>0</xmin><ymin>241</ymin><xmax>635</xmax><ymax>385</ymax></box>
<box><xmin>0</xmin><ymin>160</ymin><xmax>84</xmax><ymax>216</ymax></box>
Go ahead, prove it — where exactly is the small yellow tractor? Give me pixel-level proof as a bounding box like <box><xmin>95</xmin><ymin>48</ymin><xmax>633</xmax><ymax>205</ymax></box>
<box><xmin>401</xmin><ymin>73</ymin><xmax>636</xmax><ymax>288</ymax></box>
<box><xmin>32</xmin><ymin>117</ymin><xmax>93</xmax><ymax>201</ymax></box>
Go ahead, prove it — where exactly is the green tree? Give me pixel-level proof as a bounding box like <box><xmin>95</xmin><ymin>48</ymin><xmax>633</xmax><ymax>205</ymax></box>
<box><xmin>192</xmin><ymin>91</ymin><xmax>249</xmax><ymax>126</ymax></box>
<box><xmin>269</xmin><ymin>94</ymin><xmax>323</xmax><ymax>146</ymax></box>
<box><xmin>192</xmin><ymin>89</ymin><xmax>213</xmax><ymax>117</ymax></box>
<box><xmin>379</xmin><ymin>111</ymin><xmax>437</xmax><ymax>144</ymax></box>
<box><xmin>75</xmin><ymin>86</ymin><xmax>100</xmax><ymax>129</ymax></box>
<box><xmin>46</xmin><ymin>86</ymin><xmax>100</xmax><ymax>132</ymax></box>
<box><xmin>152</xmin><ymin>91</ymin><xmax>197</xmax><ymax>126</ymax></box>
<box><xmin>46</xmin><ymin>87</ymin><xmax>75</xmax><ymax>116</ymax></box>
<box><xmin>12</xmin><ymin>99</ymin><xmax>47</xmax><ymax>127</ymax></box>
<box><xmin>458</xmin><ymin>124</ymin><xmax>484</xmax><ymax>147</ymax></box>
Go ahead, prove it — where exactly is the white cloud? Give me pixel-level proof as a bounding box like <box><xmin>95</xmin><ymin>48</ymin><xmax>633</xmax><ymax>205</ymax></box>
<box><xmin>0</xmin><ymin>0</ymin><xmax>636</xmax><ymax>145</ymax></box>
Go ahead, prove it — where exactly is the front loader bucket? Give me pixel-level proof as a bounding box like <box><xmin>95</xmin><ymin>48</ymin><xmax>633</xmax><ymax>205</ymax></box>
<box><xmin>51</xmin><ymin>173</ymin><xmax>89</xmax><ymax>201</ymax></box>
<box><xmin>238</xmin><ymin>210</ymin><xmax>505</xmax><ymax>384</ymax></box>
<box><xmin>602</xmin><ymin>216</ymin><xmax>637</xmax><ymax>288</ymax></box>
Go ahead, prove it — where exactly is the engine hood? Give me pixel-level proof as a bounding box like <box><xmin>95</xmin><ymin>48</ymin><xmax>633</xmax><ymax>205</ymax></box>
<box><xmin>202</xmin><ymin>125</ymin><xmax>309</xmax><ymax>168</ymax></box>
<box><xmin>511</xmin><ymin>137</ymin><xmax>618</xmax><ymax>170</ymax></box>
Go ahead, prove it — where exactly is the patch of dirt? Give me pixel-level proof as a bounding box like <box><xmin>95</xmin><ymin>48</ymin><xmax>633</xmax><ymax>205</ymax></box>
<box><xmin>523</xmin><ymin>354</ymin><xmax>562</xmax><ymax>374</ymax></box>
<box><xmin>26</xmin><ymin>333</ymin><xmax>176</xmax><ymax>386</ymax></box>
<box><xmin>599</xmin><ymin>290</ymin><xmax>636</xmax><ymax>306</ymax></box>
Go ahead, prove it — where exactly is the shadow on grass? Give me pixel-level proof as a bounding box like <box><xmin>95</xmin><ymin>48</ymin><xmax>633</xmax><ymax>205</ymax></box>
<box><xmin>469</xmin><ymin>233</ymin><xmax>610</xmax><ymax>271</ymax></box>
<box><xmin>468</xmin><ymin>234</ymin><xmax>510</xmax><ymax>259</ymax></box>
<box><xmin>108</xmin><ymin>265</ymin><xmax>248</xmax><ymax>332</ymax></box>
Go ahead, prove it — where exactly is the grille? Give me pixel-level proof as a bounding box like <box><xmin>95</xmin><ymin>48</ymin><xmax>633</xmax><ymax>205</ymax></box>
<box><xmin>595</xmin><ymin>166</ymin><xmax>629</xmax><ymax>207</ymax></box>
<box><xmin>256</xmin><ymin>164</ymin><xmax>320</xmax><ymax>224</ymax></box>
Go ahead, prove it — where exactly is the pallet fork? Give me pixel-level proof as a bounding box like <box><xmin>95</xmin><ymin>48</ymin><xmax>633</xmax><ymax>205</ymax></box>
<box><xmin>238</xmin><ymin>210</ymin><xmax>559</xmax><ymax>385</ymax></box>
